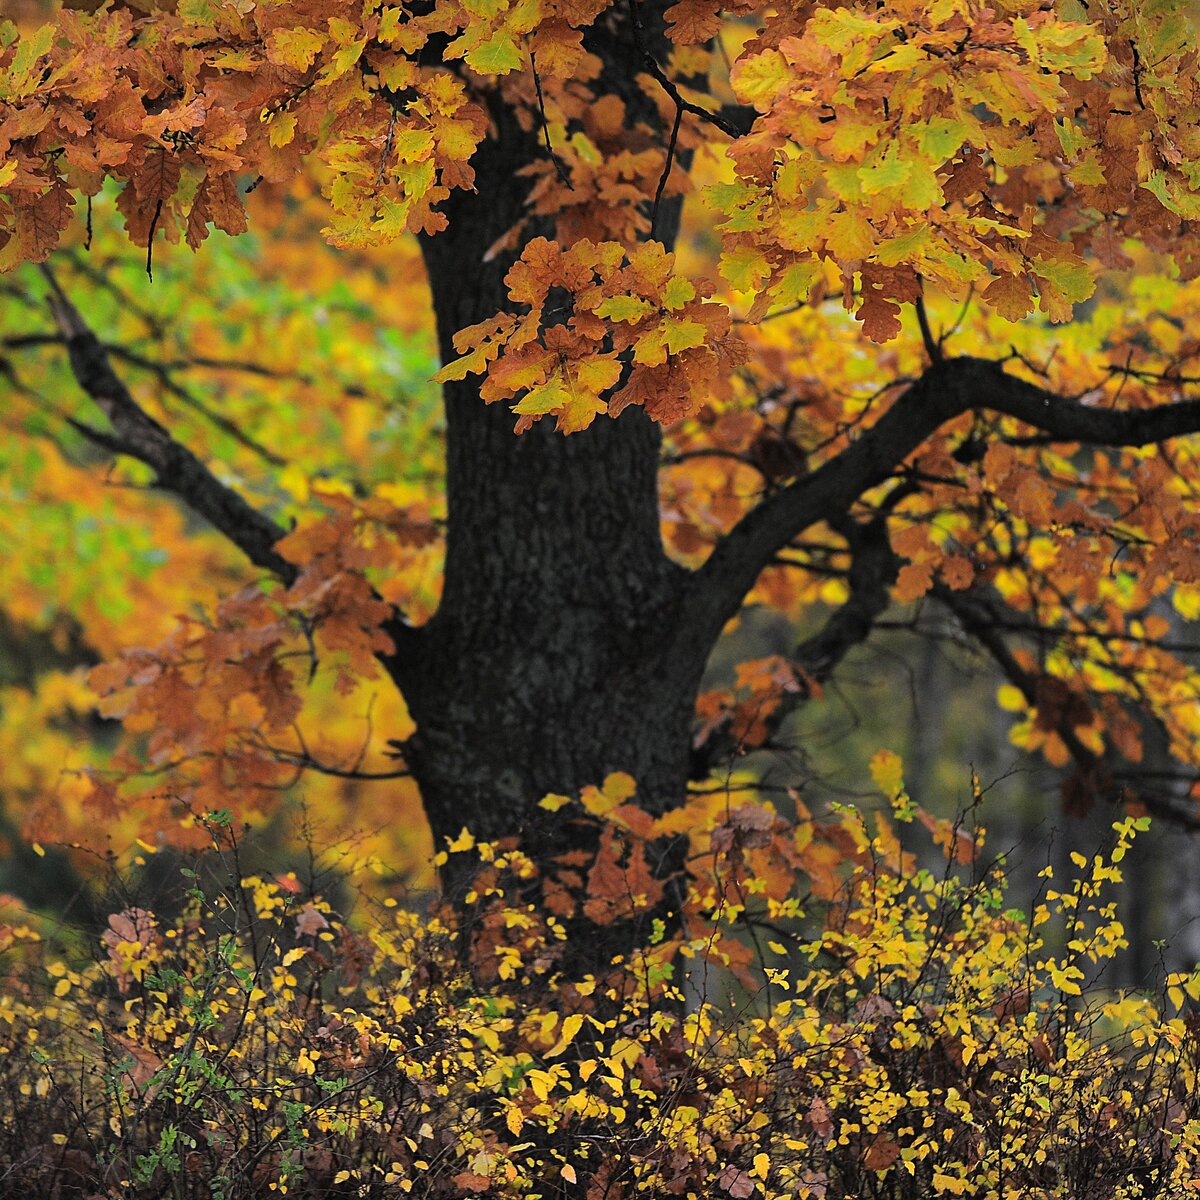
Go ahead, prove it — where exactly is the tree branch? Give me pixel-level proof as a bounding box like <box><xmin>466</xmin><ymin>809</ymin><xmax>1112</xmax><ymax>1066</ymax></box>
<box><xmin>690</xmin><ymin>512</ymin><xmax>900</xmax><ymax>777</ymax></box>
<box><xmin>935</xmin><ymin>584</ymin><xmax>1200</xmax><ymax>829</ymax></box>
<box><xmin>43</xmin><ymin>268</ymin><xmax>426</xmax><ymax>681</ymax></box>
<box><xmin>673</xmin><ymin>361</ymin><xmax>966</xmax><ymax>662</ymax></box>
<box><xmin>675</xmin><ymin>354</ymin><xmax>1200</xmax><ymax>668</ymax></box>
<box><xmin>42</xmin><ymin>265</ymin><xmax>298</xmax><ymax>583</ymax></box>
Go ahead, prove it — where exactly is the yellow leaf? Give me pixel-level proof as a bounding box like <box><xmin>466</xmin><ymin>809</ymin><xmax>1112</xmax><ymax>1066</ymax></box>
<box><xmin>279</xmin><ymin>463</ymin><xmax>309</xmax><ymax>502</ymax></box>
<box><xmin>268</xmin><ymin>111</ymin><xmax>297</xmax><ymax>148</ymax></box>
<box><xmin>447</xmin><ymin>828</ymin><xmax>475</xmax><ymax>853</ymax></box>
<box><xmin>546</xmin><ymin>1013</ymin><xmax>584</xmax><ymax>1058</ymax></box>
<box><xmin>561</xmin><ymin>1164</ymin><xmax>577</xmax><ymax>1185</ymax></box>
<box><xmin>869</xmin><ymin>749</ymin><xmax>905</xmax><ymax>797</ymax></box>
<box><xmin>752</xmin><ymin>1153</ymin><xmax>770</xmax><ymax>1181</ymax></box>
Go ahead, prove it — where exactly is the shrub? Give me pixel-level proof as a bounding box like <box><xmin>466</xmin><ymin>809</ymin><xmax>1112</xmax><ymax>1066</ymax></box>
<box><xmin>2</xmin><ymin>780</ymin><xmax>1198</xmax><ymax>1199</ymax></box>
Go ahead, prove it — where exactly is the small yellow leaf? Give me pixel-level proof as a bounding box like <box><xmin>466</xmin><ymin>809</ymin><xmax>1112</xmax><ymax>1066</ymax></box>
<box><xmin>31</xmin><ymin>843</ymin><xmax>45</xmax><ymax>857</ymax></box>
<box><xmin>752</xmin><ymin>1153</ymin><xmax>770</xmax><ymax>1181</ymax></box>
<box><xmin>546</xmin><ymin>1013</ymin><xmax>584</xmax><ymax>1058</ymax></box>
<box><xmin>447</xmin><ymin>828</ymin><xmax>475</xmax><ymax>853</ymax></box>
<box><xmin>869</xmin><ymin>749</ymin><xmax>905</xmax><ymax>797</ymax></box>
<box><xmin>539</xmin><ymin>793</ymin><xmax>572</xmax><ymax>812</ymax></box>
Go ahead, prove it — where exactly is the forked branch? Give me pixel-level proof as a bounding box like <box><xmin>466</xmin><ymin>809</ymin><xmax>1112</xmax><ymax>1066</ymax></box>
<box><xmin>676</xmin><ymin>355</ymin><xmax>1200</xmax><ymax>668</ymax></box>
<box><xmin>690</xmin><ymin>512</ymin><xmax>900</xmax><ymax>776</ymax></box>
<box><xmin>42</xmin><ymin>265</ymin><xmax>298</xmax><ymax>583</ymax></box>
<box><xmin>936</xmin><ymin>584</ymin><xmax>1200</xmax><ymax>829</ymax></box>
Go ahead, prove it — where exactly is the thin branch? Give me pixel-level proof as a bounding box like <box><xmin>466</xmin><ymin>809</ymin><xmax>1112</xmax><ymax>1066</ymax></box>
<box><xmin>626</xmin><ymin>0</ymin><xmax>746</xmax><ymax>139</ymax></box>
<box><xmin>41</xmin><ymin>264</ymin><xmax>298</xmax><ymax>582</ymax></box>
<box><xmin>109</xmin><ymin>347</ymin><xmax>286</xmax><ymax>467</ymax></box>
<box><xmin>936</xmin><ymin>584</ymin><xmax>1200</xmax><ymax>829</ymax></box>
<box><xmin>530</xmin><ymin>54</ymin><xmax>573</xmax><ymax>190</ymax></box>
<box><xmin>375</xmin><ymin>106</ymin><xmax>399</xmax><ymax>191</ymax></box>
<box><xmin>651</xmin><ymin>101</ymin><xmax>683</xmax><ymax>241</ymax></box>
<box><xmin>255</xmin><ymin>744</ymin><xmax>410</xmax><ymax>781</ymax></box>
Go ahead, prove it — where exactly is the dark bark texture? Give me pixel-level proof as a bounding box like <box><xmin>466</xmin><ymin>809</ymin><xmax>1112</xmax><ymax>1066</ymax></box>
<box><xmin>394</xmin><ymin>9</ymin><xmax>701</xmax><ymax>894</ymax></box>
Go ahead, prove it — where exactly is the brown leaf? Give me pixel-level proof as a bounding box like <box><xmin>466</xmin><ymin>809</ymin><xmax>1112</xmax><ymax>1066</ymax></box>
<box><xmin>719</xmin><ymin>1166</ymin><xmax>755</xmax><ymax>1198</ymax></box>
<box><xmin>453</xmin><ymin>1172</ymin><xmax>492</xmax><ymax>1193</ymax></box>
<box><xmin>983</xmin><ymin>272</ymin><xmax>1035</xmax><ymax>322</ymax></box>
<box><xmin>294</xmin><ymin>903</ymin><xmax>330</xmax><ymax>938</ymax></box>
<box><xmin>864</xmin><ymin>1136</ymin><xmax>900</xmax><ymax>1171</ymax></box>
<box><xmin>808</xmin><ymin>1096</ymin><xmax>834</xmax><ymax>1138</ymax></box>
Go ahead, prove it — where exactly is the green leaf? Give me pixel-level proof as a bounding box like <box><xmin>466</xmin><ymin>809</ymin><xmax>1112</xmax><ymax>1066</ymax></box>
<box><xmin>918</xmin><ymin>117</ymin><xmax>968</xmax><ymax>164</ymax></box>
<box><xmin>720</xmin><ymin>247</ymin><xmax>771</xmax><ymax>293</ymax></box>
<box><xmin>595</xmin><ymin>294</ymin><xmax>653</xmax><ymax>323</ymax></box>
<box><xmin>857</xmin><ymin>142</ymin><xmax>911</xmax><ymax>195</ymax></box>
<box><xmin>467</xmin><ymin>32</ymin><xmax>524</xmax><ymax>75</ymax></box>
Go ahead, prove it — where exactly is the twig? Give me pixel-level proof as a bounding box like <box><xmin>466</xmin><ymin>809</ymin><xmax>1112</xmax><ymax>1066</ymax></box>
<box><xmin>531</xmin><ymin>54</ymin><xmax>573</xmax><ymax>190</ymax></box>
<box><xmin>650</xmin><ymin>102</ymin><xmax>683</xmax><ymax>241</ymax></box>
<box><xmin>145</xmin><ymin>197</ymin><xmax>163</xmax><ymax>282</ymax></box>
<box><xmin>626</xmin><ymin>0</ymin><xmax>744</xmax><ymax>139</ymax></box>
<box><xmin>374</xmin><ymin>107</ymin><xmax>399</xmax><ymax>191</ymax></box>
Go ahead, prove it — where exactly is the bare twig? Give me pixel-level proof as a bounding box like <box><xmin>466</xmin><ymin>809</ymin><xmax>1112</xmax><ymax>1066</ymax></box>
<box><xmin>531</xmin><ymin>54</ymin><xmax>574</xmax><ymax>190</ymax></box>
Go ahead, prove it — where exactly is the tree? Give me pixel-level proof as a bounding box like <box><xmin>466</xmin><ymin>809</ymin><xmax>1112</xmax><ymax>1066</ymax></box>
<box><xmin>5</xmin><ymin>0</ymin><xmax>1200</xmax><ymax>956</ymax></box>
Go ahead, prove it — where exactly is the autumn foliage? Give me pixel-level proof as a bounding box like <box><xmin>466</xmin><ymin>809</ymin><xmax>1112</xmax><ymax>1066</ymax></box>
<box><xmin>9</xmin><ymin>0</ymin><xmax>1200</xmax><ymax>1194</ymax></box>
<box><xmin>5</xmin><ymin>778</ymin><xmax>1200</xmax><ymax>1198</ymax></box>
<box><xmin>6</xmin><ymin>0</ymin><xmax>1200</xmax><ymax>863</ymax></box>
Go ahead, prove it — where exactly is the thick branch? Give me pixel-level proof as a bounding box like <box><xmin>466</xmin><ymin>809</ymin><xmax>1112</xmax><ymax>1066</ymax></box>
<box><xmin>672</xmin><ymin>361</ymin><xmax>966</xmax><ymax>663</ymax></box>
<box><xmin>45</xmin><ymin>270</ymin><xmax>424</xmax><ymax>706</ymax></box>
<box><xmin>690</xmin><ymin>513</ymin><xmax>900</xmax><ymax>776</ymax></box>
<box><xmin>43</xmin><ymin>269</ymin><xmax>297</xmax><ymax>583</ymax></box>
<box><xmin>675</xmin><ymin>354</ymin><xmax>1200</xmax><ymax>670</ymax></box>
<box><xmin>794</xmin><ymin>517</ymin><xmax>899</xmax><ymax>680</ymax></box>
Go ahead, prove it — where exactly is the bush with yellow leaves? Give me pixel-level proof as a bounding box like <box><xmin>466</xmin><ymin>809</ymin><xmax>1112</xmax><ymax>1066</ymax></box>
<box><xmin>1</xmin><ymin>771</ymin><xmax>1198</xmax><ymax>1199</ymax></box>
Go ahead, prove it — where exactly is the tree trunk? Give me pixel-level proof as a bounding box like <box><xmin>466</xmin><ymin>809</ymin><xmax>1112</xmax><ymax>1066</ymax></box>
<box><xmin>387</xmin><ymin>36</ymin><xmax>707</xmax><ymax>912</ymax></box>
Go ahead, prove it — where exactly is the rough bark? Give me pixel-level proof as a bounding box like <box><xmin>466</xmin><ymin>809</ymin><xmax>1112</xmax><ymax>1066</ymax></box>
<box><xmin>394</xmin><ymin>22</ymin><xmax>699</xmax><ymax>893</ymax></box>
